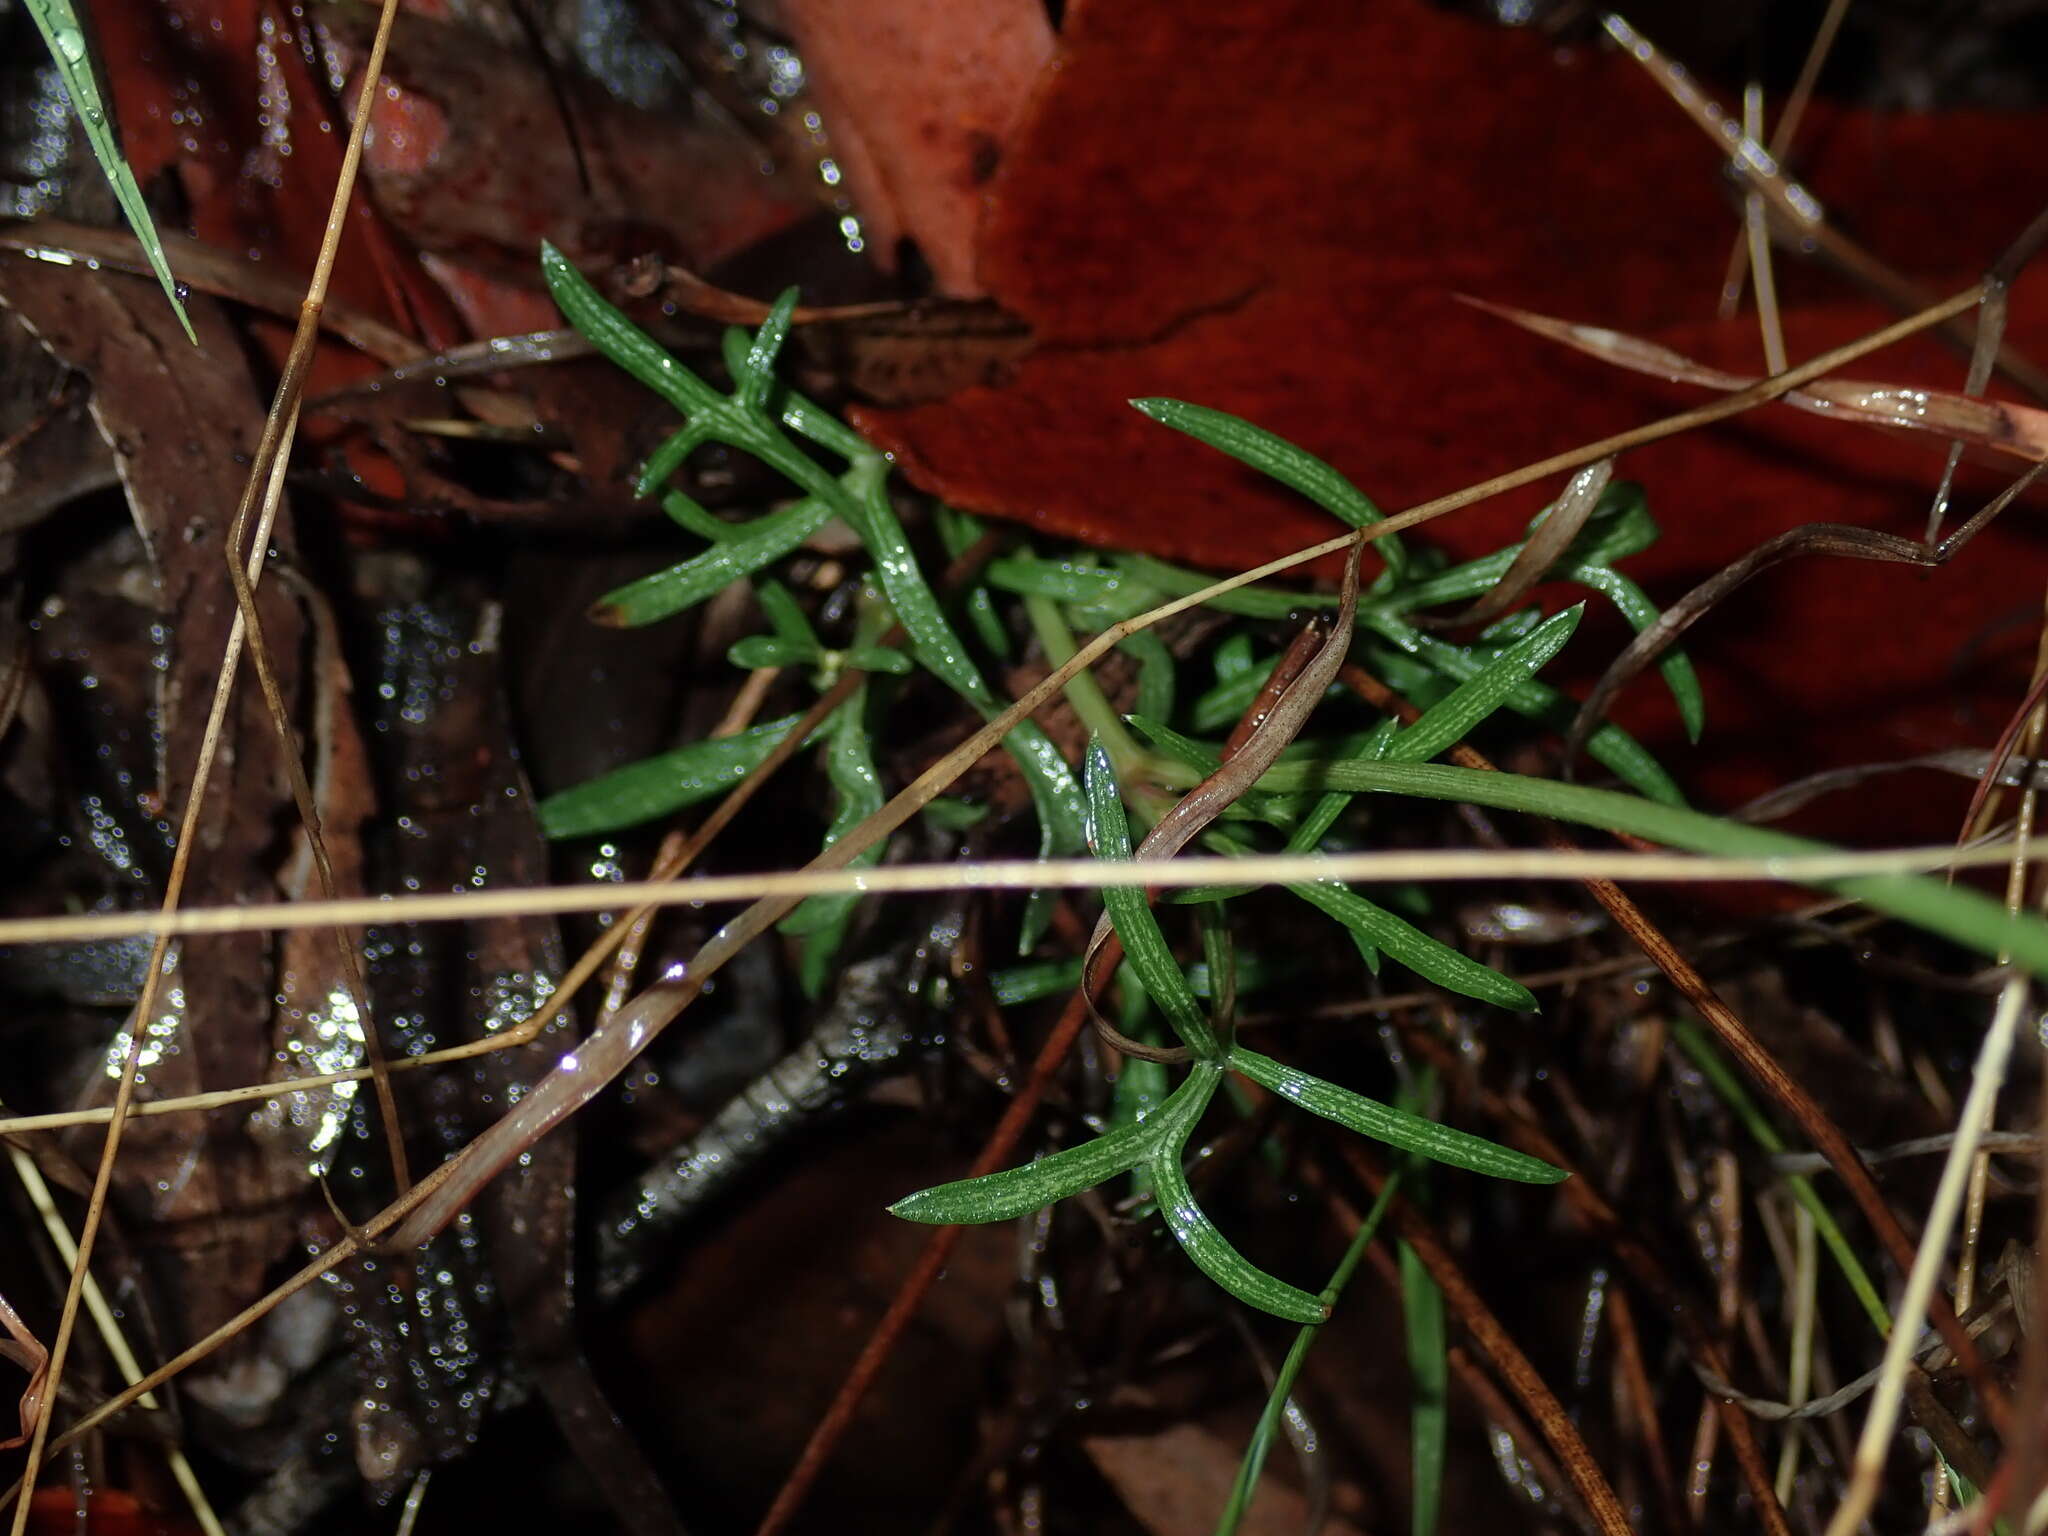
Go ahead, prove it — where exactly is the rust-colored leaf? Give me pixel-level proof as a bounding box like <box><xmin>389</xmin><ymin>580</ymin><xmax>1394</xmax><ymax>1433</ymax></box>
<box><xmin>849</xmin><ymin>0</ymin><xmax>2048</xmax><ymax>834</ymax></box>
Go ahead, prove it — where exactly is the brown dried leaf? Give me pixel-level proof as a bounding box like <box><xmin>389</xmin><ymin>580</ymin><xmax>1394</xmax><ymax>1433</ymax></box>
<box><xmin>1082</xmin><ymin>539</ymin><xmax>1363</xmax><ymax>1063</ymax></box>
<box><xmin>0</xmin><ymin>1289</ymin><xmax>48</xmax><ymax>1452</ymax></box>
<box><xmin>1471</xmin><ymin>294</ymin><xmax>2048</xmax><ymax>464</ymax></box>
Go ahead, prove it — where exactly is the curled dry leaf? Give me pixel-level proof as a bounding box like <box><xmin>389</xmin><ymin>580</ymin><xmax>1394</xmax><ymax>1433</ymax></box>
<box><xmin>0</xmin><ymin>1288</ymin><xmax>48</xmax><ymax>1452</ymax></box>
<box><xmin>1081</xmin><ymin>538</ymin><xmax>1363</xmax><ymax>1064</ymax></box>
<box><xmin>1413</xmin><ymin>457</ymin><xmax>1614</xmax><ymax>629</ymax></box>
<box><xmin>1563</xmin><ymin>466</ymin><xmax>2048</xmax><ymax>773</ymax></box>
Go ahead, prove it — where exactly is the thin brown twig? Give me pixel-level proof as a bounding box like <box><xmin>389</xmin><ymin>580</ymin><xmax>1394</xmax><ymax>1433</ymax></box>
<box><xmin>0</xmin><ymin>220</ymin><xmax>424</xmax><ymax>364</ymax></box>
<box><xmin>1718</xmin><ymin>0</ymin><xmax>1853</xmax><ymax>316</ymax></box>
<box><xmin>1609</xmin><ymin>13</ymin><xmax>2048</xmax><ymax>398</ymax></box>
<box><xmin>1335</xmin><ymin>1145</ymin><xmax>1635</xmax><ymax>1536</ymax></box>
<box><xmin>1389</xmin><ymin>1005</ymin><xmax>1791</xmax><ymax>1530</ymax></box>
<box><xmin>225</xmin><ymin>441</ymin><xmax>412</xmax><ymax>1191</ymax></box>
<box><xmin>0</xmin><ymin>1146</ymin><xmax>469</xmax><ymax>1513</ymax></box>
<box><xmin>1344</xmin><ymin>1228</ymin><xmax>1607</xmax><ymax>1536</ymax></box>
<box><xmin>1608</xmin><ymin>1282</ymin><xmax>1691</xmax><ymax>1532</ymax></box>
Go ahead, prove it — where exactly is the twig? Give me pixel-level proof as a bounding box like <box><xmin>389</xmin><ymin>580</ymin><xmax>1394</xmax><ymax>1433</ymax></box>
<box><xmin>1824</xmin><ymin>976</ymin><xmax>2030</xmax><ymax>1536</ymax></box>
<box><xmin>1337</xmin><ymin>1146</ymin><xmax>1635</xmax><ymax>1536</ymax></box>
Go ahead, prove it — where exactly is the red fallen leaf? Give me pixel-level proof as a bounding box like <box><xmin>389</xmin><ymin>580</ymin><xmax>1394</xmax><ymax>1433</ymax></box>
<box><xmin>776</xmin><ymin>0</ymin><xmax>1055</xmax><ymax>296</ymax></box>
<box><xmin>853</xmin><ymin>0</ymin><xmax>2048</xmax><ymax>837</ymax></box>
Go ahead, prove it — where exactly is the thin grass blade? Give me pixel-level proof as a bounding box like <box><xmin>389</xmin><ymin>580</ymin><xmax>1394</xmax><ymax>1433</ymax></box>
<box><xmin>28</xmin><ymin>0</ymin><xmax>194</xmax><ymax>343</ymax></box>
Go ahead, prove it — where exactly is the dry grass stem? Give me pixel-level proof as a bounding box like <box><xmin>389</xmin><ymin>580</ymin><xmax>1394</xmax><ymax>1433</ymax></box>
<box><xmin>1825</xmin><ymin>975</ymin><xmax>2031</xmax><ymax>1536</ymax></box>
<box><xmin>0</xmin><ymin>841</ymin><xmax>2039</xmax><ymax>949</ymax></box>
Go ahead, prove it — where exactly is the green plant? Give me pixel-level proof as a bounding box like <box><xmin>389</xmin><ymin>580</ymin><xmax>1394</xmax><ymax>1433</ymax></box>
<box><xmin>890</xmin><ymin>743</ymin><xmax>1567</xmax><ymax>1324</ymax></box>
<box><xmin>26</xmin><ymin>0</ymin><xmax>192</xmax><ymax>340</ymax></box>
<box><xmin>534</xmin><ymin>252</ymin><xmax>1712</xmax><ymax>999</ymax></box>
<box><xmin>536</xmin><ymin>248</ymin><xmax>1087</xmax><ymax>956</ymax></box>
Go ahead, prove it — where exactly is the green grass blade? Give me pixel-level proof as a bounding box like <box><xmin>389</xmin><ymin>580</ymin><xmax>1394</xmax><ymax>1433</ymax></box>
<box><xmin>591</xmin><ymin>497</ymin><xmax>835</xmax><ymax>626</ymax></box>
<box><xmin>1215</xmin><ymin>1176</ymin><xmax>1400</xmax><ymax>1535</ymax></box>
<box><xmin>1131</xmin><ymin>398</ymin><xmax>1406</xmax><ymax>578</ymax></box>
<box><xmin>30</xmin><ymin>0</ymin><xmax>194</xmax><ymax>344</ymax></box>
<box><xmin>1227</xmin><ymin>1047</ymin><xmax>1562</xmax><ymax>1181</ymax></box>
<box><xmin>1672</xmin><ymin>1021</ymin><xmax>1891</xmax><ymax>1336</ymax></box>
<box><xmin>1087</xmin><ymin>742</ymin><xmax>1218</xmax><ymax>1056</ymax></box>
<box><xmin>1238</xmin><ymin>759</ymin><xmax>2048</xmax><ymax>977</ymax></box>
<box><xmin>536</xmin><ymin>713</ymin><xmax>806</xmax><ymax>837</ymax></box>
<box><xmin>1401</xmin><ymin>1235</ymin><xmax>1448</xmax><ymax>1536</ymax></box>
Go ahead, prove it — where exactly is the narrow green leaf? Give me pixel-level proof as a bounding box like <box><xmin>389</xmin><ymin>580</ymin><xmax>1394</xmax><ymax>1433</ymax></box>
<box><xmin>1361</xmin><ymin>613</ymin><xmax>1684</xmax><ymax>805</ymax></box>
<box><xmin>1228</xmin><ymin>1047</ymin><xmax>1563</xmax><ymax>1182</ymax></box>
<box><xmin>983</xmin><ymin>553</ymin><xmax>1132</xmax><ymax>606</ymax></box>
<box><xmin>542</xmin><ymin>242</ymin><xmax>722</xmax><ymax>414</ymax></box>
<box><xmin>991</xmin><ymin>957</ymin><xmax>1085</xmax><ymax>1007</ymax></box>
<box><xmin>891</xmin><ymin>1066</ymin><xmax>1217</xmax><ymax>1223</ymax></box>
<box><xmin>537</xmin><ymin>713</ymin><xmax>804</xmax><ymax>837</ymax></box>
<box><xmin>889</xmin><ymin>1113</ymin><xmax>1160</xmax><ymax>1224</ymax></box>
<box><xmin>1129</xmin><ymin>554</ymin><xmax>1312</xmax><ymax>621</ymax></box>
<box><xmin>1086</xmin><ymin>742</ymin><xmax>1217</xmax><ymax>1056</ymax></box>
<box><xmin>1117</xmin><ymin>628</ymin><xmax>1178</xmax><ymax>724</ymax></box>
<box><xmin>1149</xmin><ymin>1120</ymin><xmax>1329</xmax><ymax>1324</ymax></box>
<box><xmin>935</xmin><ymin>506</ymin><xmax>1013</xmax><ymax>661</ymax></box>
<box><xmin>839</xmin><ymin>455</ymin><xmax>1089</xmax><ymax>941</ymax></box>
<box><xmin>737</xmin><ymin>289</ymin><xmax>800</xmax><ymax>412</ymax></box>
<box><xmin>727</xmin><ymin>635</ymin><xmax>814</xmax><ymax>670</ymax></box>
<box><xmin>658</xmin><ymin>490</ymin><xmax>736</xmax><ymax>542</ymax></box>
<box><xmin>753</xmin><ymin>579</ymin><xmax>819</xmax><ymax>647</ymax></box>
<box><xmin>1192</xmin><ymin>658</ymin><xmax>1280</xmax><ymax>734</ymax></box>
<box><xmin>840</xmin><ymin>645</ymin><xmax>912</xmax><ymax>675</ymax></box>
<box><xmin>779</xmin><ymin>690</ymin><xmax>888</xmax><ymax>985</ymax></box>
<box><xmin>1385</xmin><ymin>605</ymin><xmax>1582</xmax><ymax>763</ymax></box>
<box><xmin>30</xmin><ymin>0</ymin><xmax>194</xmax><ymax>343</ymax></box>
<box><xmin>1567</xmin><ymin>564</ymin><xmax>1705</xmax><ymax>742</ymax></box>
<box><xmin>735</xmin><ymin>337</ymin><xmax>878</xmax><ymax>463</ymax></box>
<box><xmin>636</xmin><ymin>421</ymin><xmax>723</xmax><ymax>498</ymax></box>
<box><xmin>590</xmin><ymin>497</ymin><xmax>834</xmax><ymax>627</ymax></box>
<box><xmin>1132</xmin><ymin>398</ymin><xmax>1405</xmax><ymax>578</ymax></box>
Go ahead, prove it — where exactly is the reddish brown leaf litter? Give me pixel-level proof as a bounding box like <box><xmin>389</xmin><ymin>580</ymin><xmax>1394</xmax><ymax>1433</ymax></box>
<box><xmin>856</xmin><ymin>0</ymin><xmax>2048</xmax><ymax>828</ymax></box>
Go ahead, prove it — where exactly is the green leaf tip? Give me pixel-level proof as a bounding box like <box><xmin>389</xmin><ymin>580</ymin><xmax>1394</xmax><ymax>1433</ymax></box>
<box><xmin>31</xmin><ymin>0</ymin><xmax>195</xmax><ymax>343</ymax></box>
